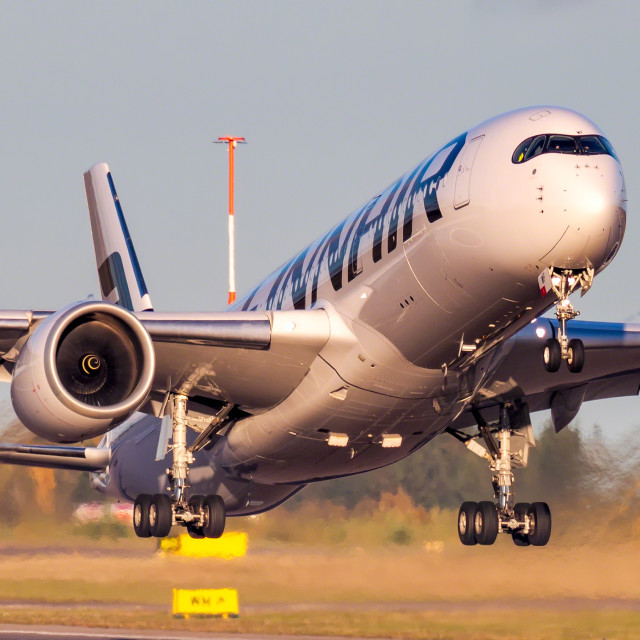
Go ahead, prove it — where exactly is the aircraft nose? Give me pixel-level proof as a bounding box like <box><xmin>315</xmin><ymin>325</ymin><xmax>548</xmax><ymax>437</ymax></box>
<box><xmin>539</xmin><ymin>157</ymin><xmax>626</xmax><ymax>271</ymax></box>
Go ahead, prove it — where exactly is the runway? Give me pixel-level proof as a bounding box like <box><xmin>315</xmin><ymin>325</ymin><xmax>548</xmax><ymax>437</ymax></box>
<box><xmin>0</xmin><ymin>625</ymin><xmax>390</xmax><ymax>640</ymax></box>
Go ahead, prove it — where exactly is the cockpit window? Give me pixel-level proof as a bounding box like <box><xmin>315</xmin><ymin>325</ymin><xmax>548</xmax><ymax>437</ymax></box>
<box><xmin>546</xmin><ymin>135</ymin><xmax>578</xmax><ymax>154</ymax></box>
<box><xmin>512</xmin><ymin>134</ymin><xmax>618</xmax><ymax>163</ymax></box>
<box><xmin>578</xmin><ymin>135</ymin><xmax>606</xmax><ymax>155</ymax></box>
<box><xmin>599</xmin><ymin>137</ymin><xmax>619</xmax><ymax>161</ymax></box>
<box><xmin>526</xmin><ymin>135</ymin><xmax>546</xmax><ymax>161</ymax></box>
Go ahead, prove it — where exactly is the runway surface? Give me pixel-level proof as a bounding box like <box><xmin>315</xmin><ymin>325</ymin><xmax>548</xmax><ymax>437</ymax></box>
<box><xmin>0</xmin><ymin>625</ymin><xmax>389</xmax><ymax>640</ymax></box>
<box><xmin>0</xmin><ymin>597</ymin><xmax>639</xmax><ymax>613</ymax></box>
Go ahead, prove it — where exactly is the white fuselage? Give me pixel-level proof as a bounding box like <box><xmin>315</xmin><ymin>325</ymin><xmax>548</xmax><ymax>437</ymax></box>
<box><xmin>234</xmin><ymin>107</ymin><xmax>625</xmax><ymax>368</ymax></box>
<box><xmin>104</xmin><ymin>106</ymin><xmax>627</xmax><ymax>514</ymax></box>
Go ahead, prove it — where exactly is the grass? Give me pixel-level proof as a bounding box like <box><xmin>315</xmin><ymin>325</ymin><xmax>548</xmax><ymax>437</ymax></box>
<box><xmin>0</xmin><ymin>502</ymin><xmax>638</xmax><ymax>638</ymax></box>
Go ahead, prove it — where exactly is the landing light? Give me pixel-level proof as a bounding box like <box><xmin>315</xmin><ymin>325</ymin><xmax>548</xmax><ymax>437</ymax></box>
<box><xmin>551</xmin><ymin>276</ymin><xmax>561</xmax><ymax>287</ymax></box>
<box><xmin>535</xmin><ymin>326</ymin><xmax>547</xmax><ymax>339</ymax></box>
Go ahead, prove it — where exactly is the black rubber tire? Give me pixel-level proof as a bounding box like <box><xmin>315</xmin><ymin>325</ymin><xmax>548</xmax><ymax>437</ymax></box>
<box><xmin>149</xmin><ymin>493</ymin><xmax>173</xmax><ymax>538</ymax></box>
<box><xmin>567</xmin><ymin>338</ymin><xmax>585</xmax><ymax>373</ymax></box>
<box><xmin>543</xmin><ymin>339</ymin><xmax>561</xmax><ymax>372</ymax></box>
<box><xmin>512</xmin><ymin>532</ymin><xmax>530</xmax><ymax>546</ymax></box>
<box><xmin>528</xmin><ymin>501</ymin><xmax>552</xmax><ymax>546</ymax></box>
<box><xmin>514</xmin><ymin>502</ymin><xmax>530</xmax><ymax>523</ymax></box>
<box><xmin>133</xmin><ymin>494</ymin><xmax>152</xmax><ymax>538</ymax></box>
<box><xmin>512</xmin><ymin>502</ymin><xmax>531</xmax><ymax>545</ymax></box>
<box><xmin>474</xmin><ymin>501</ymin><xmax>499</xmax><ymax>545</ymax></box>
<box><xmin>186</xmin><ymin>495</ymin><xmax>205</xmax><ymax>539</ymax></box>
<box><xmin>202</xmin><ymin>495</ymin><xmax>226</xmax><ymax>539</ymax></box>
<box><xmin>457</xmin><ymin>502</ymin><xmax>478</xmax><ymax>546</ymax></box>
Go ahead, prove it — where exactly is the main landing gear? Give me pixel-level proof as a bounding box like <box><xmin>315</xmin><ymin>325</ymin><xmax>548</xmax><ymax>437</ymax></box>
<box><xmin>132</xmin><ymin>393</ymin><xmax>231</xmax><ymax>539</ymax></box>
<box><xmin>448</xmin><ymin>403</ymin><xmax>552</xmax><ymax>547</ymax></box>
<box><xmin>541</xmin><ymin>267</ymin><xmax>593</xmax><ymax>374</ymax></box>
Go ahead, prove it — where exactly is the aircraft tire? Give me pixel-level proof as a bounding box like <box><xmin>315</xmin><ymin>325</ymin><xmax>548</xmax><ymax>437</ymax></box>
<box><xmin>567</xmin><ymin>339</ymin><xmax>585</xmax><ymax>373</ymax></box>
<box><xmin>186</xmin><ymin>495</ymin><xmax>205</xmax><ymax>539</ymax></box>
<box><xmin>512</xmin><ymin>532</ymin><xmax>530</xmax><ymax>546</ymax></box>
<box><xmin>202</xmin><ymin>494</ymin><xmax>226</xmax><ymax>539</ymax></box>
<box><xmin>133</xmin><ymin>494</ymin><xmax>152</xmax><ymax>538</ymax></box>
<box><xmin>543</xmin><ymin>339</ymin><xmax>561</xmax><ymax>372</ymax></box>
<box><xmin>474</xmin><ymin>501</ymin><xmax>499</xmax><ymax>545</ymax></box>
<box><xmin>528</xmin><ymin>502</ymin><xmax>552</xmax><ymax>546</ymax></box>
<box><xmin>514</xmin><ymin>502</ymin><xmax>531</xmax><ymax>524</ymax></box>
<box><xmin>512</xmin><ymin>502</ymin><xmax>531</xmax><ymax>546</ymax></box>
<box><xmin>149</xmin><ymin>493</ymin><xmax>173</xmax><ymax>538</ymax></box>
<box><xmin>457</xmin><ymin>501</ymin><xmax>478</xmax><ymax>545</ymax></box>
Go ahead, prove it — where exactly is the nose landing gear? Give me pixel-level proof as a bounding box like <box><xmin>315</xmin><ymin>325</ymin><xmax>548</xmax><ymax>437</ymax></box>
<box><xmin>540</xmin><ymin>267</ymin><xmax>593</xmax><ymax>374</ymax></box>
<box><xmin>132</xmin><ymin>393</ymin><xmax>232</xmax><ymax>539</ymax></box>
<box><xmin>449</xmin><ymin>403</ymin><xmax>552</xmax><ymax>547</ymax></box>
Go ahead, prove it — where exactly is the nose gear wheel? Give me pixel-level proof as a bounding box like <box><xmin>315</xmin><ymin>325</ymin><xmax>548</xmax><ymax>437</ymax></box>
<box><xmin>541</xmin><ymin>267</ymin><xmax>593</xmax><ymax>374</ymax></box>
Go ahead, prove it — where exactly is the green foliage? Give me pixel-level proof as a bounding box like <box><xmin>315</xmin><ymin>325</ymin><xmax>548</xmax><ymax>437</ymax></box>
<box><xmin>73</xmin><ymin>519</ymin><xmax>129</xmax><ymax>541</ymax></box>
<box><xmin>388</xmin><ymin>526</ymin><xmax>412</xmax><ymax>545</ymax></box>
<box><xmin>296</xmin><ymin>421</ymin><xmax>618</xmax><ymax>512</ymax></box>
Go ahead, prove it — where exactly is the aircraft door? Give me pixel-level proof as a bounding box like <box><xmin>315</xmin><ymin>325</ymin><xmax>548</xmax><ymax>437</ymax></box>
<box><xmin>453</xmin><ymin>136</ymin><xmax>484</xmax><ymax>209</ymax></box>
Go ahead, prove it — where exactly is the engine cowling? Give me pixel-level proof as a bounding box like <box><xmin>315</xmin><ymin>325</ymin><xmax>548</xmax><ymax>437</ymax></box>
<box><xmin>10</xmin><ymin>301</ymin><xmax>155</xmax><ymax>443</ymax></box>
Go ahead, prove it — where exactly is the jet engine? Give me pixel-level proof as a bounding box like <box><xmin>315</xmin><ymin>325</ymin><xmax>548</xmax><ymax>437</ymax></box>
<box><xmin>10</xmin><ymin>301</ymin><xmax>155</xmax><ymax>443</ymax></box>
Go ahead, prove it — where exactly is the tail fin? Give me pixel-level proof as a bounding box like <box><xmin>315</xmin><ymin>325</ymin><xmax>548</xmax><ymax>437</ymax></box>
<box><xmin>83</xmin><ymin>163</ymin><xmax>153</xmax><ymax>312</ymax></box>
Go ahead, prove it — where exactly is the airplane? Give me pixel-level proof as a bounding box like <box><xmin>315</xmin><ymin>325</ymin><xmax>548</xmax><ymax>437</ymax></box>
<box><xmin>0</xmin><ymin>105</ymin><xmax>630</xmax><ymax>547</ymax></box>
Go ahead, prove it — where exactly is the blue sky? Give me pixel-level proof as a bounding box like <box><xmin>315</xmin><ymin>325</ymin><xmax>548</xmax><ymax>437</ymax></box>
<box><xmin>0</xmin><ymin>1</ymin><xmax>639</xmax><ymax>441</ymax></box>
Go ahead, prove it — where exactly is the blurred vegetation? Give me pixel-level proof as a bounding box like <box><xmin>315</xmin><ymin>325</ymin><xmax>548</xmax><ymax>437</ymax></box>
<box><xmin>292</xmin><ymin>421</ymin><xmax>635</xmax><ymax>510</ymax></box>
<box><xmin>0</xmin><ymin>414</ymin><xmax>638</xmax><ymax>547</ymax></box>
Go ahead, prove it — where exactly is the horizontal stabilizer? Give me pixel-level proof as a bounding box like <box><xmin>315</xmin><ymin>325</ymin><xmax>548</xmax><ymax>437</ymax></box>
<box><xmin>0</xmin><ymin>444</ymin><xmax>110</xmax><ymax>471</ymax></box>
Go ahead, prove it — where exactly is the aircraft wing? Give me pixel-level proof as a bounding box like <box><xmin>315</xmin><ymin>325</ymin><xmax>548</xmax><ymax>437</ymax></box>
<box><xmin>139</xmin><ymin>308</ymin><xmax>331</xmax><ymax>410</ymax></box>
<box><xmin>0</xmin><ymin>307</ymin><xmax>332</xmax><ymax>413</ymax></box>
<box><xmin>457</xmin><ymin>318</ymin><xmax>640</xmax><ymax>431</ymax></box>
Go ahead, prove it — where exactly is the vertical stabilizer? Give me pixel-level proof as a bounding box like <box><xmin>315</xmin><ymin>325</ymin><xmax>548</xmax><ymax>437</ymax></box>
<box><xmin>84</xmin><ymin>163</ymin><xmax>153</xmax><ymax>312</ymax></box>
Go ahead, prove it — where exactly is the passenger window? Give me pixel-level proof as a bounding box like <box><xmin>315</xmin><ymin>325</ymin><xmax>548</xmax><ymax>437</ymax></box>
<box><xmin>546</xmin><ymin>135</ymin><xmax>578</xmax><ymax>154</ymax></box>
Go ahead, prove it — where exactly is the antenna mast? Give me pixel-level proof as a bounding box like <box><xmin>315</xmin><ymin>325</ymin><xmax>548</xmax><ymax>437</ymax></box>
<box><xmin>215</xmin><ymin>136</ymin><xmax>246</xmax><ymax>305</ymax></box>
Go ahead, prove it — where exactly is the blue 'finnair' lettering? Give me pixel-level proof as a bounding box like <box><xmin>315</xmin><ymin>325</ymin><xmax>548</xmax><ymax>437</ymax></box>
<box><xmin>240</xmin><ymin>133</ymin><xmax>467</xmax><ymax>311</ymax></box>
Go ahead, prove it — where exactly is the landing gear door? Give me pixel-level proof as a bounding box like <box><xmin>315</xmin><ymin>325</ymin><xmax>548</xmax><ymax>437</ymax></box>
<box><xmin>453</xmin><ymin>135</ymin><xmax>484</xmax><ymax>209</ymax></box>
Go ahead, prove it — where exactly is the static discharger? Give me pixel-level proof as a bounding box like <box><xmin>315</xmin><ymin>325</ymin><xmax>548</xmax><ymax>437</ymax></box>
<box><xmin>215</xmin><ymin>136</ymin><xmax>246</xmax><ymax>305</ymax></box>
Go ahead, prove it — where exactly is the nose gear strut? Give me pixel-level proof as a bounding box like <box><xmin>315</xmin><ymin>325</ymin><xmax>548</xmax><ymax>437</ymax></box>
<box><xmin>448</xmin><ymin>402</ymin><xmax>552</xmax><ymax>547</ymax></box>
<box><xmin>540</xmin><ymin>267</ymin><xmax>593</xmax><ymax>373</ymax></box>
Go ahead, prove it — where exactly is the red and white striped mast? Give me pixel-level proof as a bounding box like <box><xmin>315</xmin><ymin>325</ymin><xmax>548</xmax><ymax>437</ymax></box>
<box><xmin>215</xmin><ymin>136</ymin><xmax>246</xmax><ymax>305</ymax></box>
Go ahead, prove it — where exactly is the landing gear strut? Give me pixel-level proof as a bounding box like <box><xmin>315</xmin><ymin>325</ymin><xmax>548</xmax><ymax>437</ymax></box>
<box><xmin>449</xmin><ymin>403</ymin><xmax>552</xmax><ymax>547</ymax></box>
<box><xmin>541</xmin><ymin>267</ymin><xmax>593</xmax><ymax>374</ymax></box>
<box><xmin>132</xmin><ymin>393</ymin><xmax>228</xmax><ymax>539</ymax></box>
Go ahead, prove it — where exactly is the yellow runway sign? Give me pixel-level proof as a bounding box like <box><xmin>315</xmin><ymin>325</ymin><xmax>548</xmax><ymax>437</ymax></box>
<box><xmin>172</xmin><ymin>588</ymin><xmax>239</xmax><ymax>618</ymax></box>
<box><xmin>160</xmin><ymin>531</ymin><xmax>248</xmax><ymax>558</ymax></box>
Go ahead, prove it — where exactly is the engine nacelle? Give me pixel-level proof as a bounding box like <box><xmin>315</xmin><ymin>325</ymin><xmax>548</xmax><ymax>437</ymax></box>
<box><xmin>11</xmin><ymin>301</ymin><xmax>155</xmax><ymax>443</ymax></box>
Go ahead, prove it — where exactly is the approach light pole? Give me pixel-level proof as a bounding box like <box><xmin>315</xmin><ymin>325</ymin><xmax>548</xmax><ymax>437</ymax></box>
<box><xmin>215</xmin><ymin>136</ymin><xmax>246</xmax><ymax>305</ymax></box>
